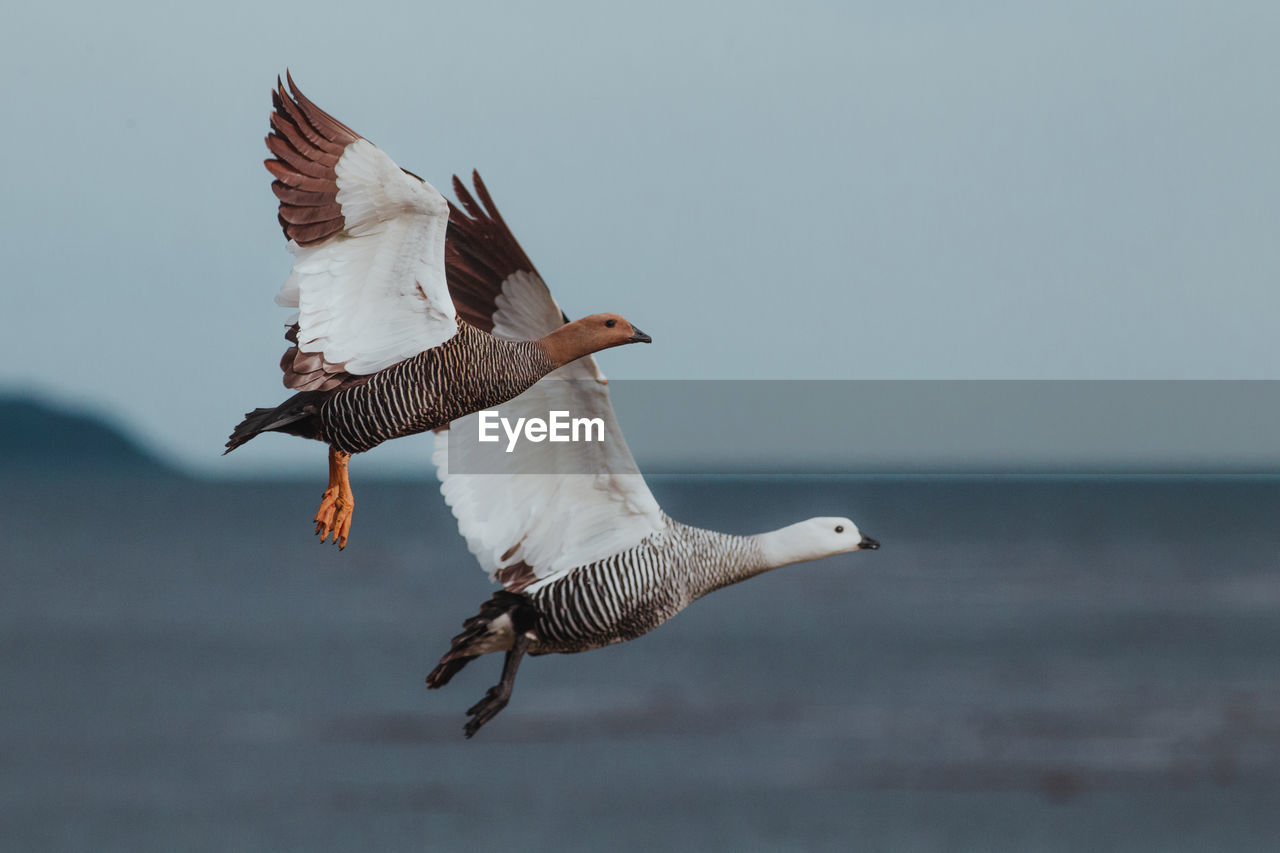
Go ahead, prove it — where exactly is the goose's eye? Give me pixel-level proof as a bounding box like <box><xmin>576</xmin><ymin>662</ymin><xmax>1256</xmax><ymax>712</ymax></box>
<box><xmin>605</xmin><ymin>319</ymin><xmax>617</xmax><ymax>328</ymax></box>
<box><xmin>835</xmin><ymin>525</ymin><xmax>844</xmax><ymax>533</ymax></box>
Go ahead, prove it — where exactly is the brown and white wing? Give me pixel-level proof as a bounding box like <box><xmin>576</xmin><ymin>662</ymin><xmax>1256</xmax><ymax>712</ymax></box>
<box><xmin>445</xmin><ymin>172</ymin><xmax>606</xmax><ymax>382</ymax></box>
<box><xmin>266</xmin><ymin>74</ymin><xmax>456</xmax><ymax>391</ymax></box>
<box><xmin>434</xmin><ymin>173</ymin><xmax>663</xmax><ymax>589</ymax></box>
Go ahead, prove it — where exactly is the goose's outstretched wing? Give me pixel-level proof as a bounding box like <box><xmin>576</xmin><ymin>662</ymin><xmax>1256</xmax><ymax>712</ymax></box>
<box><xmin>435</xmin><ymin>173</ymin><xmax>663</xmax><ymax>591</ymax></box>
<box><xmin>266</xmin><ymin>73</ymin><xmax>456</xmax><ymax>391</ymax></box>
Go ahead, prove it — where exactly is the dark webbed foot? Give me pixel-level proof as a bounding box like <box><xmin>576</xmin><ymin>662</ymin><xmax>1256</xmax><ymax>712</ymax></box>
<box><xmin>425</xmin><ymin>591</ymin><xmax>539</xmax><ymax>738</ymax></box>
<box><xmin>465</xmin><ymin>682</ymin><xmax>514</xmax><ymax>738</ymax></box>
<box><xmin>462</xmin><ymin>631</ymin><xmax>532</xmax><ymax>739</ymax></box>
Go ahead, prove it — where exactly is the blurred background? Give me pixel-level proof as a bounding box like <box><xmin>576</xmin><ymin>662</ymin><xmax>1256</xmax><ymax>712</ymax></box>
<box><xmin>4</xmin><ymin>1</ymin><xmax>1280</xmax><ymax>850</ymax></box>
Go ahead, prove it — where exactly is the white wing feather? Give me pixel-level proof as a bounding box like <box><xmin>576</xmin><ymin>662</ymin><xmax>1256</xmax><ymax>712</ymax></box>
<box><xmin>433</xmin><ymin>272</ymin><xmax>661</xmax><ymax>586</ymax></box>
<box><xmin>275</xmin><ymin>139</ymin><xmax>456</xmax><ymax>375</ymax></box>
<box><xmin>486</xmin><ymin>268</ymin><xmax>609</xmax><ymax>383</ymax></box>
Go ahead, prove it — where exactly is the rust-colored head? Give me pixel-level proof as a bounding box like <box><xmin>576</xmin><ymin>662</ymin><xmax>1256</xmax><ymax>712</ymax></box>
<box><xmin>539</xmin><ymin>313</ymin><xmax>652</xmax><ymax>368</ymax></box>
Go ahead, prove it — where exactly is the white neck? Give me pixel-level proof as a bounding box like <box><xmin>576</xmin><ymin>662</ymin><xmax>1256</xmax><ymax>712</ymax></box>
<box><xmin>753</xmin><ymin>521</ymin><xmax>832</xmax><ymax>570</ymax></box>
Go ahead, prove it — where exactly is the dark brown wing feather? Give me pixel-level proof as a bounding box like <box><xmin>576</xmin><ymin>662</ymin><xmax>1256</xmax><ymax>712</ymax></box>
<box><xmin>264</xmin><ymin>73</ymin><xmax>364</xmax><ymax>390</ymax></box>
<box><xmin>278</xmin><ymin>322</ymin><xmax>358</xmax><ymax>391</ymax></box>
<box><xmin>446</xmin><ymin>171</ymin><xmax>569</xmax><ymax>333</ymax></box>
<box><xmin>264</xmin><ymin>72</ymin><xmax>360</xmax><ymax>248</ymax></box>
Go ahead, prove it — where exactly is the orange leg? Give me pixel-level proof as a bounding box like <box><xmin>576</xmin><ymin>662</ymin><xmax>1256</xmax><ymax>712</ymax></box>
<box><xmin>314</xmin><ymin>447</ymin><xmax>354</xmax><ymax>549</ymax></box>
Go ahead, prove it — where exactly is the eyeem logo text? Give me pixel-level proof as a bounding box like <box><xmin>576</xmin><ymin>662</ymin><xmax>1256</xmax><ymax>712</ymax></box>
<box><xmin>478</xmin><ymin>410</ymin><xmax>606</xmax><ymax>453</ymax></box>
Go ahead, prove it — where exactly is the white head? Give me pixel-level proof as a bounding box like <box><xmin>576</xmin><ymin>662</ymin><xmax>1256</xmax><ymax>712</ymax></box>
<box><xmin>757</xmin><ymin>516</ymin><xmax>879</xmax><ymax>569</ymax></box>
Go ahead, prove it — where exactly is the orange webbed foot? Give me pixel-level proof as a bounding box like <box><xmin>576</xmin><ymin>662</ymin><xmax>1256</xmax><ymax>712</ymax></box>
<box><xmin>314</xmin><ymin>490</ymin><xmax>354</xmax><ymax>548</ymax></box>
<box><xmin>315</xmin><ymin>448</ymin><xmax>354</xmax><ymax>549</ymax></box>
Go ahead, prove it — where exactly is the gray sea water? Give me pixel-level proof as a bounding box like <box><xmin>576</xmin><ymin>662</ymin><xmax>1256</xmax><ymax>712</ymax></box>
<box><xmin>4</xmin><ymin>475</ymin><xmax>1280</xmax><ymax>851</ymax></box>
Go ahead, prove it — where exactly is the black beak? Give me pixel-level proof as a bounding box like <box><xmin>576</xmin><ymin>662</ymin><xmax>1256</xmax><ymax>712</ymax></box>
<box><xmin>858</xmin><ymin>535</ymin><xmax>880</xmax><ymax>551</ymax></box>
<box><xmin>628</xmin><ymin>327</ymin><xmax>652</xmax><ymax>344</ymax></box>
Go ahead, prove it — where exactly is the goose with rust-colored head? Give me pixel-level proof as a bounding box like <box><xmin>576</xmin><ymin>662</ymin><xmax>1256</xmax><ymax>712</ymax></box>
<box><xmin>224</xmin><ymin>75</ymin><xmax>650</xmax><ymax>548</ymax></box>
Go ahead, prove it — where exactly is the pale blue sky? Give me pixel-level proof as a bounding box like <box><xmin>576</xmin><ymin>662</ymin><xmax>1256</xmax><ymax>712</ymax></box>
<box><xmin>2</xmin><ymin>1</ymin><xmax>1277</xmax><ymax>474</ymax></box>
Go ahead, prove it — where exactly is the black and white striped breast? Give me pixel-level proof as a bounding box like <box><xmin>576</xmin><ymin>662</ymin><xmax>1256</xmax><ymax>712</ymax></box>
<box><xmin>528</xmin><ymin>520</ymin><xmax>766</xmax><ymax>655</ymax></box>
<box><xmin>318</xmin><ymin>322</ymin><xmax>554</xmax><ymax>455</ymax></box>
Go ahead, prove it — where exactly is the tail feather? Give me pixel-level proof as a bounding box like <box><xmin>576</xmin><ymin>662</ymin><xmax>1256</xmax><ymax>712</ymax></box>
<box><xmin>223</xmin><ymin>391</ymin><xmax>325</xmax><ymax>454</ymax></box>
<box><xmin>223</xmin><ymin>407</ymin><xmax>278</xmax><ymax>454</ymax></box>
<box><xmin>426</xmin><ymin>609</ymin><xmax>498</xmax><ymax>688</ymax></box>
<box><xmin>426</xmin><ymin>653</ymin><xmax>475</xmax><ymax>689</ymax></box>
<box><xmin>426</xmin><ymin>591</ymin><xmax>537</xmax><ymax>689</ymax></box>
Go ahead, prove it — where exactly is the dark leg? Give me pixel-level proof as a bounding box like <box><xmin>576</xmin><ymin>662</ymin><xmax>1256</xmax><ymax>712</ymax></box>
<box><xmin>464</xmin><ymin>632</ymin><xmax>531</xmax><ymax>739</ymax></box>
<box><xmin>424</xmin><ymin>591</ymin><xmax>539</xmax><ymax>738</ymax></box>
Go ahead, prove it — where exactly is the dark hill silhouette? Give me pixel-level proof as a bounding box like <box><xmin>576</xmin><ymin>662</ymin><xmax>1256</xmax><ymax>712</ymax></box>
<box><xmin>0</xmin><ymin>394</ymin><xmax>181</xmax><ymax>477</ymax></box>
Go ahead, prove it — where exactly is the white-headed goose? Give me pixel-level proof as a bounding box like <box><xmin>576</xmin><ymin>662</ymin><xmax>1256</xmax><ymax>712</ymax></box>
<box><xmin>224</xmin><ymin>76</ymin><xmax>650</xmax><ymax>548</ymax></box>
<box><xmin>430</xmin><ymin>174</ymin><xmax>879</xmax><ymax>737</ymax></box>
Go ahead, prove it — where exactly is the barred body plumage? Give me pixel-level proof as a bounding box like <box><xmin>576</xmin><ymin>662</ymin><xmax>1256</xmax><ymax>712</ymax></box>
<box><xmin>527</xmin><ymin>517</ymin><xmax>767</xmax><ymax>654</ymax></box>
<box><xmin>225</xmin><ymin>321</ymin><xmax>559</xmax><ymax>459</ymax></box>
<box><xmin>321</xmin><ymin>322</ymin><xmax>555</xmax><ymax>454</ymax></box>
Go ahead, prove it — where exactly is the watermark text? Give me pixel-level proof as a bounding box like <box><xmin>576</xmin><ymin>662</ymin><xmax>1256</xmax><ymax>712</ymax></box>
<box><xmin>478</xmin><ymin>410</ymin><xmax>606</xmax><ymax>453</ymax></box>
